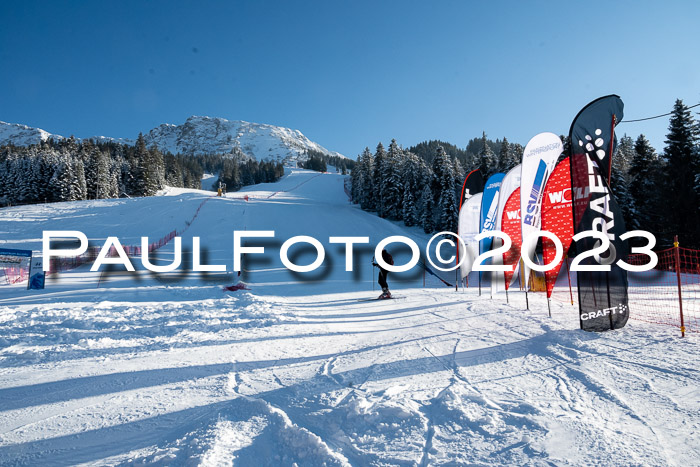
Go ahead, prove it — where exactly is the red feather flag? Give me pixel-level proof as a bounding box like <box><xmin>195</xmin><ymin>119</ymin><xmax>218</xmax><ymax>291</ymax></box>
<box><xmin>500</xmin><ymin>187</ymin><xmax>521</xmax><ymax>290</ymax></box>
<box><xmin>541</xmin><ymin>158</ymin><xmax>574</xmax><ymax>298</ymax></box>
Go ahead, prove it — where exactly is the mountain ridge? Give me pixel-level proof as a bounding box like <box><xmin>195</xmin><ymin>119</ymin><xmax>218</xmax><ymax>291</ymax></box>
<box><xmin>0</xmin><ymin>116</ymin><xmax>344</xmax><ymax>163</ymax></box>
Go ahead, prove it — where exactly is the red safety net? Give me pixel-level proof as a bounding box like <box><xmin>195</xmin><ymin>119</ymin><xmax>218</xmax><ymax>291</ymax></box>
<box><xmin>547</xmin><ymin>241</ymin><xmax>700</xmax><ymax>336</ymax></box>
<box><xmin>501</xmin><ymin>188</ymin><xmax>522</xmax><ymax>290</ymax></box>
<box><xmin>47</xmin><ymin>231</ymin><xmax>179</xmax><ymax>278</ymax></box>
<box><xmin>626</xmin><ymin>242</ymin><xmax>700</xmax><ymax>335</ymax></box>
<box><xmin>48</xmin><ymin>196</ymin><xmax>214</xmax><ymax>278</ymax></box>
<box><xmin>1</xmin><ymin>265</ymin><xmax>29</xmax><ymax>285</ymax></box>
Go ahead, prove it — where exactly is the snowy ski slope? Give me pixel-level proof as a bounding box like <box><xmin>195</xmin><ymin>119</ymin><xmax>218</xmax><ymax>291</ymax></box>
<box><xmin>0</xmin><ymin>169</ymin><xmax>698</xmax><ymax>465</ymax></box>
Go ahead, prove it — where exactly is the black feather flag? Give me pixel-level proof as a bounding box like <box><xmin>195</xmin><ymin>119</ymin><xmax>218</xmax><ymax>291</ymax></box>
<box><xmin>458</xmin><ymin>169</ymin><xmax>484</xmax><ymax>211</ymax></box>
<box><xmin>569</xmin><ymin>95</ymin><xmax>630</xmax><ymax>332</ymax></box>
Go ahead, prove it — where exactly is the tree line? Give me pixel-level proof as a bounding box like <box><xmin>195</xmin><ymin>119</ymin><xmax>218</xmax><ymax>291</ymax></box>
<box><xmin>350</xmin><ymin>135</ymin><xmax>522</xmax><ymax>235</ymax></box>
<box><xmin>216</xmin><ymin>150</ymin><xmax>285</xmax><ymax>191</ymax></box>
<box><xmin>0</xmin><ymin>134</ymin><xmax>286</xmax><ymax>206</ymax></box>
<box><xmin>297</xmin><ymin>149</ymin><xmax>356</xmax><ymax>174</ymax></box>
<box><xmin>609</xmin><ymin>99</ymin><xmax>700</xmax><ymax>248</ymax></box>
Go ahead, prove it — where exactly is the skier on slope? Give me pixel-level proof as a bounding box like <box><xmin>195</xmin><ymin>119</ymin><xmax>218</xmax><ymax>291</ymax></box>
<box><xmin>372</xmin><ymin>248</ymin><xmax>394</xmax><ymax>299</ymax></box>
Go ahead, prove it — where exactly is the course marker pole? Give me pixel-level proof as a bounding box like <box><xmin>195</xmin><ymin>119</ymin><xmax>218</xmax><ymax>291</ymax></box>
<box><xmin>674</xmin><ymin>236</ymin><xmax>685</xmax><ymax>338</ymax></box>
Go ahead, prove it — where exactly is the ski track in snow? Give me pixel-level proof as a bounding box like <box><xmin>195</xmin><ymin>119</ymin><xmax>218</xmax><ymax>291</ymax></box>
<box><xmin>0</xmin><ymin>168</ymin><xmax>698</xmax><ymax>466</ymax></box>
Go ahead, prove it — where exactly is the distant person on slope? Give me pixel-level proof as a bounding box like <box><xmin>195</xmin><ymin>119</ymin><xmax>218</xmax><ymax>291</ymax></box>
<box><xmin>372</xmin><ymin>249</ymin><xmax>394</xmax><ymax>299</ymax></box>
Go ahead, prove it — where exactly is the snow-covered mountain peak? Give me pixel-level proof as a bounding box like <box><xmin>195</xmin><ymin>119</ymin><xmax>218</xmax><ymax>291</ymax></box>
<box><xmin>0</xmin><ymin>116</ymin><xmax>344</xmax><ymax>162</ymax></box>
<box><xmin>0</xmin><ymin>121</ymin><xmax>64</xmax><ymax>146</ymax></box>
<box><xmin>144</xmin><ymin>115</ymin><xmax>344</xmax><ymax>162</ymax></box>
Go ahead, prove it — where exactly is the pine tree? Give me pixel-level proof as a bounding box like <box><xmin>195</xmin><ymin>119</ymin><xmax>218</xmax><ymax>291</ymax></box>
<box><xmin>419</xmin><ymin>185</ymin><xmax>435</xmax><ymax>233</ymax></box>
<box><xmin>661</xmin><ymin>99</ymin><xmax>700</xmax><ymax>247</ymax></box>
<box><xmin>373</xmin><ymin>142</ymin><xmax>386</xmax><ymax>215</ymax></box>
<box><xmin>402</xmin><ymin>180</ymin><xmax>417</xmax><ymax>226</ymax></box>
<box><xmin>143</xmin><ymin>146</ymin><xmax>165</xmax><ymax>195</ymax></box>
<box><xmin>164</xmin><ymin>153</ymin><xmax>184</xmax><ymax>187</ymax></box>
<box><xmin>430</xmin><ymin>146</ymin><xmax>461</xmax><ymax>230</ymax></box>
<box><xmin>240</xmin><ymin>160</ymin><xmax>256</xmax><ymax>186</ymax></box>
<box><xmin>131</xmin><ymin>133</ymin><xmax>148</xmax><ymax>196</ymax></box>
<box><xmin>54</xmin><ymin>152</ymin><xmax>72</xmax><ymax>201</ymax></box>
<box><xmin>86</xmin><ymin>148</ymin><xmax>110</xmax><ymax>199</ymax></box>
<box><xmin>65</xmin><ymin>136</ymin><xmax>79</xmax><ymax>155</ymax></box>
<box><xmin>15</xmin><ymin>157</ymin><xmax>33</xmax><ymax>203</ymax></box>
<box><xmin>36</xmin><ymin>151</ymin><xmax>54</xmax><ymax>203</ymax></box>
<box><xmin>400</xmin><ymin>152</ymin><xmax>420</xmax><ymax>192</ymax></box>
<box><xmin>350</xmin><ymin>150</ymin><xmax>362</xmax><ymax>203</ymax></box>
<box><xmin>70</xmin><ymin>155</ymin><xmax>87</xmax><ymax>201</ymax></box>
<box><xmin>452</xmin><ymin>157</ymin><xmax>465</xmax><ymax>201</ymax></box>
<box><xmin>5</xmin><ymin>157</ymin><xmax>18</xmax><ymax>204</ymax></box>
<box><xmin>611</xmin><ymin>134</ymin><xmax>636</xmax><ymax>229</ymax></box>
<box><xmin>479</xmin><ymin>131</ymin><xmax>496</xmax><ymax>177</ymax></box>
<box><xmin>107</xmin><ymin>159</ymin><xmax>120</xmax><ymax>198</ymax></box>
<box><xmin>399</xmin><ymin>151</ymin><xmax>423</xmax><ymax>227</ymax></box>
<box><xmin>629</xmin><ymin>134</ymin><xmax>662</xmax><ymax>237</ymax></box>
<box><xmin>359</xmin><ymin>147</ymin><xmax>374</xmax><ymax>210</ymax></box>
<box><xmin>28</xmin><ymin>153</ymin><xmax>45</xmax><ymax>204</ymax></box>
<box><xmin>430</xmin><ymin>146</ymin><xmax>453</xmax><ymax>221</ymax></box>
<box><xmin>509</xmin><ymin>143</ymin><xmax>524</xmax><ymax>169</ymax></box>
<box><xmin>222</xmin><ymin>158</ymin><xmax>242</xmax><ymax>191</ymax></box>
<box><xmin>430</xmin><ymin>146</ymin><xmax>447</xmax><ymax>207</ymax></box>
<box><xmin>497</xmin><ymin>137</ymin><xmax>512</xmax><ymax>173</ymax></box>
<box><xmin>0</xmin><ymin>157</ymin><xmax>10</xmax><ymax>204</ymax></box>
<box><xmin>381</xmin><ymin>139</ymin><xmax>403</xmax><ymax>219</ymax></box>
<box><xmin>438</xmin><ymin>157</ymin><xmax>458</xmax><ymax>232</ymax></box>
<box><xmin>614</xmin><ymin>134</ymin><xmax>634</xmax><ymax>174</ymax></box>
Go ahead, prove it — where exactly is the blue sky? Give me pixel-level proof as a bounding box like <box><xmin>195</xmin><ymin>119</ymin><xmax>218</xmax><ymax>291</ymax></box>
<box><xmin>1</xmin><ymin>1</ymin><xmax>697</xmax><ymax>158</ymax></box>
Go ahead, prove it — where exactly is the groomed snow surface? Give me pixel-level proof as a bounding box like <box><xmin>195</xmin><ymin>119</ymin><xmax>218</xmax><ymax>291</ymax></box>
<box><xmin>1</xmin><ymin>169</ymin><xmax>698</xmax><ymax>466</ymax></box>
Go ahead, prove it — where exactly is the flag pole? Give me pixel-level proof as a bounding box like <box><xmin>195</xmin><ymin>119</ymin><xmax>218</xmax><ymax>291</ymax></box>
<box><xmin>565</xmin><ymin>257</ymin><xmax>573</xmax><ymax>305</ymax></box>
